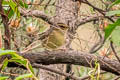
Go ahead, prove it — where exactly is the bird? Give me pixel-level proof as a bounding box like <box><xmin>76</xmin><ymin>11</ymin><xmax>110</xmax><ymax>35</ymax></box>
<box><xmin>42</xmin><ymin>23</ymin><xmax>69</xmax><ymax>50</ymax></box>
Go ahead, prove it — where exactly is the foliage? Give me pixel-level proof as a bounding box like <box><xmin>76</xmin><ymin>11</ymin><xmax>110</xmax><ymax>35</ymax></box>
<box><xmin>0</xmin><ymin>76</ymin><xmax>9</xmax><ymax>80</ymax></box>
<box><xmin>0</xmin><ymin>49</ymin><xmax>38</xmax><ymax>80</ymax></box>
<box><xmin>2</xmin><ymin>0</ymin><xmax>28</xmax><ymax>18</ymax></box>
<box><xmin>106</xmin><ymin>10</ymin><xmax>120</xmax><ymax>16</ymax></box>
<box><xmin>88</xmin><ymin>60</ymin><xmax>100</xmax><ymax>80</ymax></box>
<box><xmin>108</xmin><ymin>0</ymin><xmax>120</xmax><ymax>9</ymax></box>
<box><xmin>104</xmin><ymin>1</ymin><xmax>120</xmax><ymax>47</ymax></box>
<box><xmin>104</xmin><ymin>18</ymin><xmax>120</xmax><ymax>40</ymax></box>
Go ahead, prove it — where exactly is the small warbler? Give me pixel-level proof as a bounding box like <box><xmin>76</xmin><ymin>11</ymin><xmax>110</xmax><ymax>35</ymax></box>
<box><xmin>42</xmin><ymin>23</ymin><xmax>69</xmax><ymax>50</ymax></box>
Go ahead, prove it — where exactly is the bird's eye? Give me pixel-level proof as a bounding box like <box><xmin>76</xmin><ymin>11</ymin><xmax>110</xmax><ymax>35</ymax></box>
<box><xmin>57</xmin><ymin>23</ymin><xmax>68</xmax><ymax>29</ymax></box>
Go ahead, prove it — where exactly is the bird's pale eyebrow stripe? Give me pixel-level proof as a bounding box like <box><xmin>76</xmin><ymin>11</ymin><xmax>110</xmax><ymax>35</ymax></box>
<box><xmin>57</xmin><ymin>23</ymin><xmax>68</xmax><ymax>28</ymax></box>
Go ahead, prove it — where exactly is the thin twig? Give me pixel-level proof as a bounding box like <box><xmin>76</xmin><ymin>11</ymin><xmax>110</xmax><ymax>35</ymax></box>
<box><xmin>114</xmin><ymin>76</ymin><xmax>120</xmax><ymax>80</ymax></box>
<box><xmin>44</xmin><ymin>0</ymin><xmax>52</xmax><ymax>10</ymax></box>
<box><xmin>81</xmin><ymin>0</ymin><xmax>114</xmax><ymax>23</ymax></box>
<box><xmin>80</xmin><ymin>71</ymin><xmax>106</xmax><ymax>80</ymax></box>
<box><xmin>110</xmin><ymin>41</ymin><xmax>120</xmax><ymax>63</ymax></box>
<box><xmin>89</xmin><ymin>27</ymin><xmax>105</xmax><ymax>53</ymax></box>
<box><xmin>20</xmin><ymin>40</ymin><xmax>41</xmax><ymax>53</ymax></box>
<box><xmin>1</xmin><ymin>71</ymin><xmax>18</xmax><ymax>76</ymax></box>
<box><xmin>76</xmin><ymin>14</ymin><xmax>103</xmax><ymax>29</ymax></box>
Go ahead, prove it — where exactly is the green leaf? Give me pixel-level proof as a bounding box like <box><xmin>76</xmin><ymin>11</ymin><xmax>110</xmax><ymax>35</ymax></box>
<box><xmin>8</xmin><ymin>0</ymin><xmax>20</xmax><ymax>17</ymax></box>
<box><xmin>105</xmin><ymin>24</ymin><xmax>116</xmax><ymax>39</ymax></box>
<box><xmin>111</xmin><ymin>26</ymin><xmax>120</xmax><ymax>46</ymax></box>
<box><xmin>8</xmin><ymin>9</ymin><xmax>14</xmax><ymax>18</ymax></box>
<box><xmin>108</xmin><ymin>0</ymin><xmax>120</xmax><ymax>9</ymax></box>
<box><xmin>1</xmin><ymin>58</ymin><xmax>8</xmax><ymax>71</ymax></box>
<box><xmin>104</xmin><ymin>18</ymin><xmax>120</xmax><ymax>40</ymax></box>
<box><xmin>15</xmin><ymin>7</ymin><xmax>20</xmax><ymax>17</ymax></box>
<box><xmin>0</xmin><ymin>49</ymin><xmax>23</xmax><ymax>59</ymax></box>
<box><xmin>15</xmin><ymin>73</ymin><xmax>33</xmax><ymax>80</ymax></box>
<box><xmin>17</xmin><ymin>0</ymin><xmax>28</xmax><ymax>8</ymax></box>
<box><xmin>0</xmin><ymin>49</ymin><xmax>36</xmax><ymax>79</ymax></box>
<box><xmin>0</xmin><ymin>76</ymin><xmax>9</xmax><ymax>80</ymax></box>
<box><xmin>9</xmin><ymin>58</ymin><xmax>27</xmax><ymax>67</ymax></box>
<box><xmin>28</xmin><ymin>64</ymin><xmax>34</xmax><ymax>74</ymax></box>
<box><xmin>9</xmin><ymin>58</ymin><xmax>34</xmax><ymax>74</ymax></box>
<box><xmin>8</xmin><ymin>0</ymin><xmax>17</xmax><ymax>11</ymax></box>
<box><xmin>2</xmin><ymin>1</ymin><xmax>9</xmax><ymax>5</ymax></box>
<box><xmin>24</xmin><ymin>2</ymin><xmax>28</xmax><ymax>8</ymax></box>
<box><xmin>18</xmin><ymin>0</ymin><xmax>24</xmax><ymax>7</ymax></box>
<box><xmin>0</xmin><ymin>49</ymin><xmax>16</xmax><ymax>56</ymax></box>
<box><xmin>9</xmin><ymin>58</ymin><xmax>36</xmax><ymax>79</ymax></box>
<box><xmin>106</xmin><ymin>10</ymin><xmax>120</xmax><ymax>16</ymax></box>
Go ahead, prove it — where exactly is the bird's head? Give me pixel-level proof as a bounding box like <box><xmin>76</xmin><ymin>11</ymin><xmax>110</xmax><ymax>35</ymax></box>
<box><xmin>57</xmin><ymin>23</ymin><xmax>69</xmax><ymax>31</ymax></box>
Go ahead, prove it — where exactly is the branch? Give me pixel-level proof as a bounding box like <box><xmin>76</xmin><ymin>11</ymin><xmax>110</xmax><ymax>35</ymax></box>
<box><xmin>75</xmin><ymin>14</ymin><xmax>103</xmax><ymax>30</ymax></box>
<box><xmin>0</xmin><ymin>0</ymin><xmax>11</xmax><ymax>49</ymax></box>
<box><xmin>114</xmin><ymin>76</ymin><xmax>120</xmax><ymax>80</ymax></box>
<box><xmin>110</xmin><ymin>41</ymin><xmax>120</xmax><ymax>63</ymax></box>
<box><xmin>20</xmin><ymin>8</ymin><xmax>102</xmax><ymax>31</ymax></box>
<box><xmin>81</xmin><ymin>0</ymin><xmax>114</xmax><ymax>22</ymax></box>
<box><xmin>20</xmin><ymin>8</ymin><xmax>66</xmax><ymax>41</ymax></box>
<box><xmin>20</xmin><ymin>8</ymin><xmax>52</xmax><ymax>25</ymax></box>
<box><xmin>17</xmin><ymin>50</ymin><xmax>120</xmax><ymax>75</ymax></box>
<box><xmin>89</xmin><ymin>30</ymin><xmax>105</xmax><ymax>53</ymax></box>
<box><xmin>33</xmin><ymin>63</ymin><xmax>82</xmax><ymax>80</ymax></box>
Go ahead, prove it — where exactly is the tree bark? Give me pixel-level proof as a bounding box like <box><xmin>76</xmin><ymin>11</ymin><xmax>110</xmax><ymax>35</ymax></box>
<box><xmin>19</xmin><ymin>50</ymin><xmax>120</xmax><ymax>75</ymax></box>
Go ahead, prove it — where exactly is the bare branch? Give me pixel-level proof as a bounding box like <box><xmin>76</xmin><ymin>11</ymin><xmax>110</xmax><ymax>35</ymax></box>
<box><xmin>20</xmin><ymin>8</ymin><xmax>52</xmax><ymax>24</ymax></box>
<box><xmin>0</xmin><ymin>0</ymin><xmax>11</xmax><ymax>49</ymax></box>
<box><xmin>89</xmin><ymin>29</ymin><xmax>105</xmax><ymax>53</ymax></box>
<box><xmin>75</xmin><ymin>14</ymin><xmax>103</xmax><ymax>29</ymax></box>
<box><xmin>110</xmin><ymin>41</ymin><xmax>120</xmax><ymax>63</ymax></box>
<box><xmin>16</xmin><ymin>50</ymin><xmax>120</xmax><ymax>75</ymax></box>
<box><xmin>20</xmin><ymin>8</ymin><xmax>102</xmax><ymax>31</ymax></box>
<box><xmin>81</xmin><ymin>0</ymin><xmax>114</xmax><ymax>22</ymax></box>
<box><xmin>33</xmin><ymin>63</ymin><xmax>82</xmax><ymax>80</ymax></box>
<box><xmin>114</xmin><ymin>76</ymin><xmax>120</xmax><ymax>80</ymax></box>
